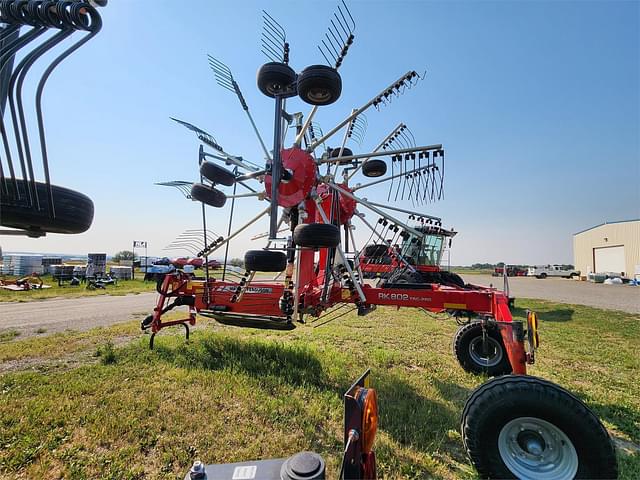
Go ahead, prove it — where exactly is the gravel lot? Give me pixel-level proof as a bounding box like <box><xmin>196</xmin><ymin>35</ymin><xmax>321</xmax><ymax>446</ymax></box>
<box><xmin>463</xmin><ymin>274</ymin><xmax>639</xmax><ymax>314</ymax></box>
<box><xmin>0</xmin><ymin>293</ymin><xmax>155</xmax><ymax>339</ymax></box>
<box><xmin>1</xmin><ymin>275</ymin><xmax>637</xmax><ymax>340</ymax></box>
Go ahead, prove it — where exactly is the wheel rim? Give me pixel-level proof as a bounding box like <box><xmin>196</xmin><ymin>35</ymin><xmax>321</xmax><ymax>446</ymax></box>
<box><xmin>498</xmin><ymin>417</ymin><xmax>578</xmax><ymax>480</ymax></box>
<box><xmin>307</xmin><ymin>87</ymin><xmax>331</xmax><ymax>102</ymax></box>
<box><xmin>468</xmin><ymin>335</ymin><xmax>502</xmax><ymax>367</ymax></box>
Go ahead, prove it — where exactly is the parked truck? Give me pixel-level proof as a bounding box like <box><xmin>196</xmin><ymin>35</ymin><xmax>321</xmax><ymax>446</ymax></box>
<box><xmin>528</xmin><ymin>265</ymin><xmax>580</xmax><ymax>279</ymax></box>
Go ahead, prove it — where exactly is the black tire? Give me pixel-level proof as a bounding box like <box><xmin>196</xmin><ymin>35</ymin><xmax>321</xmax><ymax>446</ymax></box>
<box><xmin>244</xmin><ymin>250</ymin><xmax>287</xmax><ymax>272</ymax></box>
<box><xmin>329</xmin><ymin>147</ymin><xmax>353</xmax><ymax>165</ymax></box>
<box><xmin>387</xmin><ymin>268</ymin><xmax>423</xmax><ymax>284</ymax></box>
<box><xmin>257</xmin><ymin>62</ymin><xmax>297</xmax><ymax>98</ymax></box>
<box><xmin>1</xmin><ymin>179</ymin><xmax>94</xmax><ymax>235</ymax></box>
<box><xmin>453</xmin><ymin>322</ymin><xmax>512</xmax><ymax>376</ymax></box>
<box><xmin>297</xmin><ymin>65</ymin><xmax>342</xmax><ymax>106</ymax></box>
<box><xmin>461</xmin><ymin>375</ymin><xmax>618</xmax><ymax>479</ymax></box>
<box><xmin>440</xmin><ymin>271</ymin><xmax>466</xmax><ymax>288</ymax></box>
<box><xmin>362</xmin><ymin>159</ymin><xmax>387</xmax><ymax>178</ymax></box>
<box><xmin>539</xmin><ymin>273</ymin><xmax>547</xmax><ymax>279</ymax></box>
<box><xmin>364</xmin><ymin>244</ymin><xmax>388</xmax><ymax>257</ymax></box>
<box><xmin>200</xmin><ymin>162</ymin><xmax>235</xmax><ymax>186</ymax></box>
<box><xmin>191</xmin><ymin>183</ymin><xmax>227</xmax><ymax>208</ymax></box>
<box><xmin>293</xmin><ymin>223</ymin><xmax>341</xmax><ymax>248</ymax></box>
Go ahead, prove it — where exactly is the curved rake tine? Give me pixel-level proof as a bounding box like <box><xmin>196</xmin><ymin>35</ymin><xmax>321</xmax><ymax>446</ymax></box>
<box><xmin>0</xmin><ymin>27</ymin><xmax>47</xmax><ymax>199</ymax></box>
<box><xmin>261</xmin><ymin>10</ymin><xmax>288</xmax><ymax>63</ymax></box>
<box><xmin>33</xmin><ymin>5</ymin><xmax>103</xmax><ymax>217</ymax></box>
<box><xmin>156</xmin><ymin>180</ymin><xmax>194</xmax><ymax>199</ymax></box>
<box><xmin>317</xmin><ymin>0</ymin><xmax>355</xmax><ymax>69</ymax></box>
<box><xmin>207</xmin><ymin>56</ymin><xmax>271</xmax><ymax>161</ymax></box>
<box><xmin>9</xmin><ymin>28</ymin><xmax>76</xmax><ymax>210</ymax></box>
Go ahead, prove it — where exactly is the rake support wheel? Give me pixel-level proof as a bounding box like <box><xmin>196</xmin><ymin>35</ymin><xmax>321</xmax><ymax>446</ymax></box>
<box><xmin>200</xmin><ymin>162</ymin><xmax>235</xmax><ymax>186</ymax></box>
<box><xmin>0</xmin><ymin>180</ymin><xmax>94</xmax><ymax>235</ymax></box>
<box><xmin>453</xmin><ymin>322</ymin><xmax>512</xmax><ymax>376</ymax></box>
<box><xmin>293</xmin><ymin>223</ymin><xmax>341</xmax><ymax>248</ymax></box>
<box><xmin>190</xmin><ymin>183</ymin><xmax>227</xmax><ymax>208</ymax></box>
<box><xmin>362</xmin><ymin>159</ymin><xmax>387</xmax><ymax>177</ymax></box>
<box><xmin>244</xmin><ymin>250</ymin><xmax>287</xmax><ymax>272</ymax></box>
<box><xmin>462</xmin><ymin>375</ymin><xmax>618</xmax><ymax>479</ymax></box>
<box><xmin>297</xmin><ymin>65</ymin><xmax>342</xmax><ymax>106</ymax></box>
<box><xmin>257</xmin><ymin>62</ymin><xmax>297</xmax><ymax>98</ymax></box>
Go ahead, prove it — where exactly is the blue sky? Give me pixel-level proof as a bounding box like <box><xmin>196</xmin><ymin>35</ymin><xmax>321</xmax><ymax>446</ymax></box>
<box><xmin>2</xmin><ymin>0</ymin><xmax>638</xmax><ymax>265</ymax></box>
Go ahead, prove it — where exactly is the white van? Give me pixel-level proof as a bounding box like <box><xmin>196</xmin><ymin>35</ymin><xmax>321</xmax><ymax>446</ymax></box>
<box><xmin>528</xmin><ymin>265</ymin><xmax>580</xmax><ymax>279</ymax></box>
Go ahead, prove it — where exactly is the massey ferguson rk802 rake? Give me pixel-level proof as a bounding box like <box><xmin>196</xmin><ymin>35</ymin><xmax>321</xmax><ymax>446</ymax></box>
<box><xmin>0</xmin><ymin>0</ymin><xmax>105</xmax><ymax>237</ymax></box>
<box><xmin>149</xmin><ymin>4</ymin><xmax>617</xmax><ymax>479</ymax></box>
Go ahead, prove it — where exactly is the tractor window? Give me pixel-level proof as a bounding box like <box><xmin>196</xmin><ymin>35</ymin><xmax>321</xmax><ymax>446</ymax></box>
<box><xmin>400</xmin><ymin>233</ymin><xmax>444</xmax><ymax>266</ymax></box>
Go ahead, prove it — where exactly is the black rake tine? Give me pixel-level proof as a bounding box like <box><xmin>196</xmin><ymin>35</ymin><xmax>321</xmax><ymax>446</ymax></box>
<box><xmin>338</xmin><ymin>1</ymin><xmax>356</xmax><ymax>32</ymax></box>
<box><xmin>262</xmin><ymin>11</ymin><xmax>286</xmax><ymax>41</ymax></box>
<box><xmin>318</xmin><ymin>45</ymin><xmax>333</xmax><ymax>66</ymax></box>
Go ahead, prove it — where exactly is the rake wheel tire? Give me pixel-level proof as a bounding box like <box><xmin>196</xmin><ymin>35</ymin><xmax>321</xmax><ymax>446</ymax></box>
<box><xmin>1</xmin><ymin>180</ymin><xmax>94</xmax><ymax>235</ymax></box>
<box><xmin>329</xmin><ymin>147</ymin><xmax>353</xmax><ymax>164</ymax></box>
<box><xmin>362</xmin><ymin>159</ymin><xmax>387</xmax><ymax>177</ymax></box>
<box><xmin>387</xmin><ymin>268</ymin><xmax>423</xmax><ymax>284</ymax></box>
<box><xmin>190</xmin><ymin>183</ymin><xmax>227</xmax><ymax>208</ymax></box>
<box><xmin>257</xmin><ymin>62</ymin><xmax>297</xmax><ymax>98</ymax></box>
<box><xmin>244</xmin><ymin>250</ymin><xmax>287</xmax><ymax>272</ymax></box>
<box><xmin>440</xmin><ymin>271</ymin><xmax>466</xmax><ymax>288</ymax></box>
<box><xmin>453</xmin><ymin>322</ymin><xmax>512</xmax><ymax>376</ymax></box>
<box><xmin>461</xmin><ymin>375</ymin><xmax>617</xmax><ymax>479</ymax></box>
<box><xmin>200</xmin><ymin>162</ymin><xmax>235</xmax><ymax>186</ymax></box>
<box><xmin>293</xmin><ymin>223</ymin><xmax>341</xmax><ymax>248</ymax></box>
<box><xmin>297</xmin><ymin>65</ymin><xmax>342</xmax><ymax>106</ymax></box>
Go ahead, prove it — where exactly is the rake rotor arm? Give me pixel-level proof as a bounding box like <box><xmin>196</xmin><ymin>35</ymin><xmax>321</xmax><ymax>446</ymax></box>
<box><xmin>318</xmin><ymin>144</ymin><xmax>443</xmax><ymax>166</ymax></box>
<box><xmin>351</xmin><ymin>163</ymin><xmax>435</xmax><ymax>191</ymax></box>
<box><xmin>345</xmin><ymin>123</ymin><xmax>404</xmax><ymax>180</ymax></box>
<box><xmin>358</xmin><ymin>200</ymin><xmax>440</xmax><ymax>223</ymax></box>
<box><xmin>201</xmin><ymin>150</ymin><xmax>261</xmax><ymax>172</ymax></box>
<box><xmin>328</xmin><ymin>182</ymin><xmax>424</xmax><ymax>238</ymax></box>
<box><xmin>307</xmin><ymin>71</ymin><xmax>419</xmax><ymax>151</ymax></box>
<box><xmin>199</xmin><ymin>205</ymin><xmax>271</xmax><ymax>258</ymax></box>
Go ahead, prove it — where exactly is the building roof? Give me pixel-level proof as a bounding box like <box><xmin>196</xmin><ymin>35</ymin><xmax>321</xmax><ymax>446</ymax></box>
<box><xmin>573</xmin><ymin>219</ymin><xmax>640</xmax><ymax>236</ymax></box>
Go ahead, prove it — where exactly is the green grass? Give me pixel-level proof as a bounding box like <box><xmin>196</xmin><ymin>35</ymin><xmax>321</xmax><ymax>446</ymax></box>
<box><xmin>0</xmin><ymin>299</ymin><xmax>638</xmax><ymax>479</ymax></box>
<box><xmin>0</xmin><ymin>277</ymin><xmax>155</xmax><ymax>303</ymax></box>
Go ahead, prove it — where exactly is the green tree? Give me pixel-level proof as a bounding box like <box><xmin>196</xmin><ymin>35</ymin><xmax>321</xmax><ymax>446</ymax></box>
<box><xmin>112</xmin><ymin>250</ymin><xmax>136</xmax><ymax>262</ymax></box>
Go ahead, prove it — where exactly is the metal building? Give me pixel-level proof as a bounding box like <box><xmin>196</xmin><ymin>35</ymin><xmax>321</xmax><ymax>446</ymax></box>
<box><xmin>573</xmin><ymin>219</ymin><xmax>640</xmax><ymax>278</ymax></box>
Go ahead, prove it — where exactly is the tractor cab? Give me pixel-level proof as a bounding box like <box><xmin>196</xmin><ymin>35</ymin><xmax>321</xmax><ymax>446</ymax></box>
<box><xmin>399</xmin><ymin>225</ymin><xmax>457</xmax><ymax>271</ymax></box>
<box><xmin>359</xmin><ymin>223</ymin><xmax>457</xmax><ymax>278</ymax></box>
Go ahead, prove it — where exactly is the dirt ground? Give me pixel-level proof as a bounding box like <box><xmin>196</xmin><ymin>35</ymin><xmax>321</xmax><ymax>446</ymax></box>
<box><xmin>463</xmin><ymin>274</ymin><xmax>639</xmax><ymax>314</ymax></box>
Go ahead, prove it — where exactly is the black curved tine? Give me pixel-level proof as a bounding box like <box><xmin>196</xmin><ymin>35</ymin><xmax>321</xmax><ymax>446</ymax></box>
<box><xmin>35</xmin><ymin>2</ymin><xmax>103</xmax><ymax>216</ymax></box>
<box><xmin>0</xmin><ymin>26</ymin><xmax>47</xmax><ymax>197</ymax></box>
<box><xmin>394</xmin><ymin>154</ymin><xmax>403</xmax><ymax>202</ymax></box>
<box><xmin>13</xmin><ymin>23</ymin><xmax>75</xmax><ymax>209</ymax></box>
<box><xmin>261</xmin><ymin>10</ymin><xmax>287</xmax><ymax>63</ymax></box>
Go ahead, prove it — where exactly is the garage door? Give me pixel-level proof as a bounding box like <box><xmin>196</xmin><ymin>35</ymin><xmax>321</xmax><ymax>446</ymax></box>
<box><xmin>594</xmin><ymin>245</ymin><xmax>625</xmax><ymax>274</ymax></box>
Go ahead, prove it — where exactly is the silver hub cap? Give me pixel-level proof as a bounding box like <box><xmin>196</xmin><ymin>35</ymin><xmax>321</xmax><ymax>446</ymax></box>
<box><xmin>498</xmin><ymin>417</ymin><xmax>578</xmax><ymax>480</ymax></box>
<box><xmin>468</xmin><ymin>336</ymin><xmax>502</xmax><ymax>367</ymax></box>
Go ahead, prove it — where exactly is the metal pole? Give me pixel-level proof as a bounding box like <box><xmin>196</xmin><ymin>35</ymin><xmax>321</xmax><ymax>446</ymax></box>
<box><xmin>131</xmin><ymin>241</ymin><xmax>135</xmax><ymax>280</ymax></box>
<box><xmin>222</xmin><ymin>167</ymin><xmax>238</xmax><ymax>281</ymax></box>
<box><xmin>317</xmin><ymin>144</ymin><xmax>443</xmax><ymax>166</ymax></box>
<box><xmin>269</xmin><ymin>95</ymin><xmax>284</xmax><ymax>239</ymax></box>
<box><xmin>352</xmin><ymin>163</ymin><xmax>436</xmax><ymax>191</ymax></box>
<box><xmin>198</xmin><ymin>145</ymin><xmax>210</xmax><ymax>301</ymax></box>
<box><xmin>358</xmin><ymin>199</ymin><xmax>440</xmax><ymax>222</ymax></box>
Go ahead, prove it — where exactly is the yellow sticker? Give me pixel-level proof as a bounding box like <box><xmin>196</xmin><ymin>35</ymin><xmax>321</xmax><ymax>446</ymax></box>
<box><xmin>444</xmin><ymin>303</ymin><xmax>466</xmax><ymax>309</ymax></box>
<box><xmin>341</xmin><ymin>289</ymin><xmax>351</xmax><ymax>299</ymax></box>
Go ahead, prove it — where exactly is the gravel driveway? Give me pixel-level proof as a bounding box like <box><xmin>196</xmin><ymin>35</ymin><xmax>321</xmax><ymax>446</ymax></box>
<box><xmin>0</xmin><ymin>293</ymin><xmax>156</xmax><ymax>339</ymax></box>
<box><xmin>1</xmin><ymin>275</ymin><xmax>637</xmax><ymax>341</ymax></box>
<box><xmin>463</xmin><ymin>274</ymin><xmax>639</xmax><ymax>314</ymax></box>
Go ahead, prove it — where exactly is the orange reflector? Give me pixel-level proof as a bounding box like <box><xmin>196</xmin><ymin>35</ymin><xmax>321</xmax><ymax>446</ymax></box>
<box><xmin>356</xmin><ymin>387</ymin><xmax>378</xmax><ymax>453</ymax></box>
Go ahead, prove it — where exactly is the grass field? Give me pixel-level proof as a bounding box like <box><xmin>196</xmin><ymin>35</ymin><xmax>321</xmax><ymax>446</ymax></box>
<box><xmin>0</xmin><ymin>277</ymin><xmax>155</xmax><ymax>303</ymax></box>
<box><xmin>0</xmin><ymin>299</ymin><xmax>638</xmax><ymax>479</ymax></box>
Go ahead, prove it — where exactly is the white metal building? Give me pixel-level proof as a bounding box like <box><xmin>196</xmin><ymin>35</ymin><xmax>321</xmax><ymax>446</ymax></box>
<box><xmin>573</xmin><ymin>219</ymin><xmax>640</xmax><ymax>278</ymax></box>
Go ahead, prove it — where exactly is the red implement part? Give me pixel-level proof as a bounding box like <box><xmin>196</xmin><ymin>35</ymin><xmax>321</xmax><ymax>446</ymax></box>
<box><xmin>264</xmin><ymin>147</ymin><xmax>317</xmax><ymax>207</ymax></box>
<box><xmin>316</xmin><ymin>183</ymin><xmax>357</xmax><ymax>225</ymax></box>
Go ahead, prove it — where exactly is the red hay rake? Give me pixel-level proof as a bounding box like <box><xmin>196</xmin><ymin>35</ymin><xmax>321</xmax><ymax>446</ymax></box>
<box><xmin>148</xmin><ymin>4</ymin><xmax>617</xmax><ymax>479</ymax></box>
